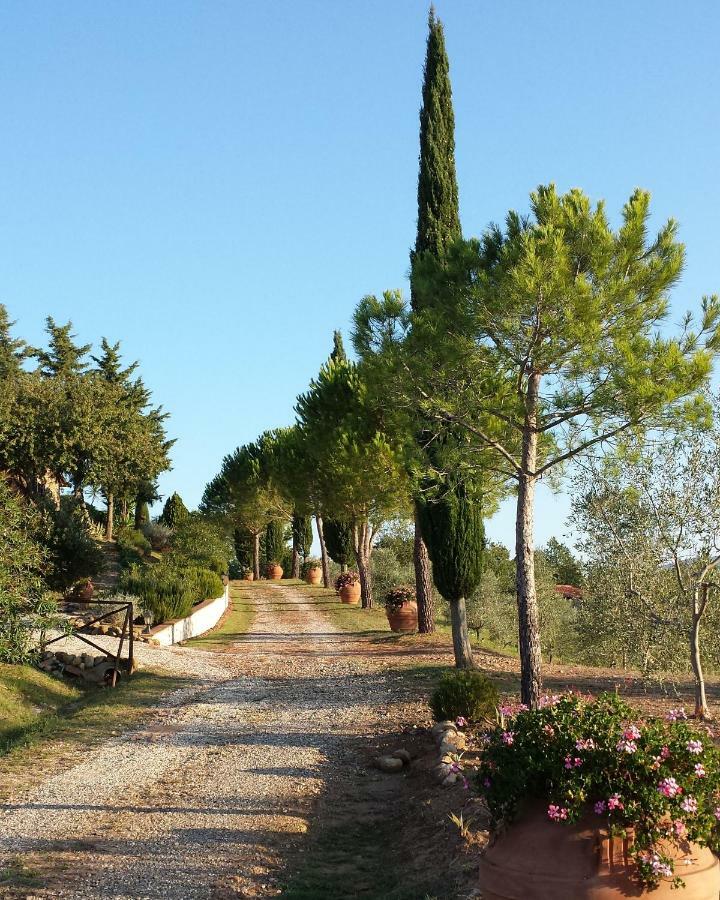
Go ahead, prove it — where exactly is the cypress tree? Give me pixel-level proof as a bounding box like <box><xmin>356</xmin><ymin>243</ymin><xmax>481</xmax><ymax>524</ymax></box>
<box><xmin>418</xmin><ymin>479</ymin><xmax>483</xmax><ymax>669</ymax></box>
<box><xmin>160</xmin><ymin>492</ymin><xmax>190</xmax><ymax>529</ymax></box>
<box><xmin>292</xmin><ymin>514</ymin><xmax>313</xmax><ymax>560</ymax></box>
<box><xmin>265</xmin><ymin>519</ymin><xmax>286</xmax><ymax>566</ymax></box>
<box><xmin>324</xmin><ymin>519</ymin><xmax>354</xmax><ymax>572</ymax></box>
<box><xmin>410</xmin><ymin>7</ymin><xmax>462</xmax><ymax>634</ymax></box>
<box><xmin>234</xmin><ymin>528</ymin><xmax>253</xmax><ymax>570</ymax></box>
<box><xmin>411</xmin><ymin>6</ymin><xmax>461</xmax><ymax>299</ymax></box>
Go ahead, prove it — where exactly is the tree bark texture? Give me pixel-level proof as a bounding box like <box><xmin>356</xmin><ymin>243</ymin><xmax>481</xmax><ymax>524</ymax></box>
<box><xmin>105</xmin><ymin>493</ymin><xmax>114</xmax><ymax>542</ymax></box>
<box><xmin>414</xmin><ymin>504</ymin><xmax>435</xmax><ymax>633</ymax></box>
<box><xmin>316</xmin><ymin>514</ymin><xmax>330</xmax><ymax>588</ymax></box>
<box><xmin>354</xmin><ymin>519</ymin><xmax>374</xmax><ymax>609</ymax></box>
<box><xmin>290</xmin><ymin>531</ymin><xmax>300</xmax><ymax>580</ymax></box>
<box><xmin>252</xmin><ymin>531</ymin><xmax>261</xmax><ymax>581</ymax></box>
<box><xmin>516</xmin><ymin>372</ymin><xmax>543</xmax><ymax>708</ymax></box>
<box><xmin>450</xmin><ymin>597</ymin><xmax>475</xmax><ymax>668</ymax></box>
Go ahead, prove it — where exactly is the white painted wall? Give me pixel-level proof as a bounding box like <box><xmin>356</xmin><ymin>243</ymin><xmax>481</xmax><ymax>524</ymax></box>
<box><xmin>149</xmin><ymin>584</ymin><xmax>229</xmax><ymax>646</ymax></box>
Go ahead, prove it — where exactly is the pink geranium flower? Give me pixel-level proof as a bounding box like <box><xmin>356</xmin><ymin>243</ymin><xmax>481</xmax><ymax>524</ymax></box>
<box><xmin>658</xmin><ymin>777</ymin><xmax>681</xmax><ymax>798</ymax></box>
<box><xmin>547</xmin><ymin>804</ymin><xmax>568</xmax><ymax>821</ymax></box>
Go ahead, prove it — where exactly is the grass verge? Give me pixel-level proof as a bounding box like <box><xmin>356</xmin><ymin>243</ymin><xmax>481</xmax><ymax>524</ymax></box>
<box><xmin>185</xmin><ymin>581</ymin><xmax>256</xmax><ymax>649</ymax></box>
<box><xmin>0</xmin><ymin>663</ymin><xmax>190</xmax><ymax>798</ymax></box>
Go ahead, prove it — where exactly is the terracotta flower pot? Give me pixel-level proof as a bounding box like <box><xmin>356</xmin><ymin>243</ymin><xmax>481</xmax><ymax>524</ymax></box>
<box><xmin>72</xmin><ymin>580</ymin><xmax>94</xmax><ymax>602</ymax></box>
<box><xmin>266</xmin><ymin>564</ymin><xmax>283</xmax><ymax>580</ymax></box>
<box><xmin>479</xmin><ymin>804</ymin><xmax>720</xmax><ymax>900</ymax></box>
<box><xmin>339</xmin><ymin>582</ymin><xmax>361</xmax><ymax>605</ymax></box>
<box><xmin>242</xmin><ymin>572</ymin><xmax>254</xmax><ymax>582</ymax></box>
<box><xmin>386</xmin><ymin>600</ymin><xmax>418</xmax><ymax>633</ymax></box>
<box><xmin>305</xmin><ymin>567</ymin><xmax>322</xmax><ymax>585</ymax></box>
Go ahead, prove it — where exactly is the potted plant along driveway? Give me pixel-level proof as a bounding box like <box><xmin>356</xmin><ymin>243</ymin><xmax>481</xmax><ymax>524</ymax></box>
<box><xmin>302</xmin><ymin>557</ymin><xmax>323</xmax><ymax>585</ymax></box>
<box><xmin>384</xmin><ymin>586</ymin><xmax>418</xmax><ymax>633</ymax></box>
<box><xmin>335</xmin><ymin>571</ymin><xmax>361</xmax><ymax>605</ymax></box>
<box><xmin>265</xmin><ymin>561</ymin><xmax>283</xmax><ymax>580</ymax></box>
<box><xmin>477</xmin><ymin>693</ymin><xmax>720</xmax><ymax>898</ymax></box>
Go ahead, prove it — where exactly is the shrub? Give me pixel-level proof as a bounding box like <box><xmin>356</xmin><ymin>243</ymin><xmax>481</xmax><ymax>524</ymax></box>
<box><xmin>171</xmin><ymin>516</ymin><xmax>231</xmax><ymax>575</ymax></box>
<box><xmin>142</xmin><ymin>521</ymin><xmax>173</xmax><ymax>551</ymax></box>
<box><xmin>334</xmin><ymin>571</ymin><xmax>360</xmax><ymax>591</ymax></box>
<box><xmin>116</xmin><ymin>526</ymin><xmax>152</xmax><ymax>567</ymax></box>
<box><xmin>0</xmin><ymin>478</ymin><xmax>58</xmax><ymax>663</ymax></box>
<box><xmin>301</xmin><ymin>557</ymin><xmax>322</xmax><ymax>578</ymax></box>
<box><xmin>477</xmin><ymin>693</ymin><xmax>720</xmax><ymax>889</ymax></box>
<box><xmin>46</xmin><ymin>497</ymin><xmax>104</xmax><ymax>591</ymax></box>
<box><xmin>384</xmin><ymin>585</ymin><xmax>416</xmax><ymax>612</ymax></box>
<box><xmin>430</xmin><ymin>669</ymin><xmax>498</xmax><ymax>723</ymax></box>
<box><xmin>119</xmin><ymin>560</ymin><xmax>223</xmax><ymax>625</ymax></box>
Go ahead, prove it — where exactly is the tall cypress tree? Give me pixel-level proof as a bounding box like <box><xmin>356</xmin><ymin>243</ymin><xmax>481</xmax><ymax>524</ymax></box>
<box><xmin>409</xmin><ymin>8</ymin><xmax>462</xmax><ymax>635</ymax></box>
<box><xmin>411</xmin><ymin>6</ymin><xmax>461</xmax><ymax>301</ymax></box>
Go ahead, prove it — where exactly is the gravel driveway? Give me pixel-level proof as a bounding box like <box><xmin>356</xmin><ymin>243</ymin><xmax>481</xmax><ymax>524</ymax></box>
<box><xmin>0</xmin><ymin>584</ymin><xmax>421</xmax><ymax>899</ymax></box>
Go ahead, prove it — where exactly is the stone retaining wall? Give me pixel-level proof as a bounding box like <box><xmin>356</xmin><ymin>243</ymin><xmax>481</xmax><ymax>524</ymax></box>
<box><xmin>148</xmin><ymin>584</ymin><xmax>229</xmax><ymax>646</ymax></box>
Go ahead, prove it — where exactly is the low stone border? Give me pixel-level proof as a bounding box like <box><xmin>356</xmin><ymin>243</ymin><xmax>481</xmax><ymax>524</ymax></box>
<box><xmin>147</xmin><ymin>585</ymin><xmax>230</xmax><ymax>646</ymax></box>
<box><xmin>431</xmin><ymin>719</ymin><xmax>468</xmax><ymax>786</ymax></box>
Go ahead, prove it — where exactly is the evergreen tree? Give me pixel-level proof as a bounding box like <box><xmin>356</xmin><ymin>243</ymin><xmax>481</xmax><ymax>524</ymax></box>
<box><xmin>418</xmin><ymin>479</ymin><xmax>483</xmax><ymax>668</ymax></box>
<box><xmin>330</xmin><ymin>330</ymin><xmax>347</xmax><ymax>363</ymax></box>
<box><xmin>0</xmin><ymin>304</ymin><xmax>28</xmax><ymax>379</ymax></box>
<box><xmin>33</xmin><ymin>318</ymin><xmax>91</xmax><ymax>377</ymax></box>
<box><xmin>409</xmin><ymin>7</ymin><xmax>462</xmax><ymax>634</ymax></box>
<box><xmin>265</xmin><ymin>519</ymin><xmax>286</xmax><ymax>566</ymax></box>
<box><xmin>292</xmin><ymin>513</ymin><xmax>313</xmax><ymax>560</ymax></box>
<box><xmin>324</xmin><ymin>519</ymin><xmax>353</xmax><ymax>571</ymax></box>
<box><xmin>160</xmin><ymin>492</ymin><xmax>190</xmax><ymax>529</ymax></box>
<box><xmin>544</xmin><ymin>537</ymin><xmax>584</xmax><ymax>587</ymax></box>
<box><xmin>411</xmin><ymin>7</ymin><xmax>461</xmax><ymax>288</ymax></box>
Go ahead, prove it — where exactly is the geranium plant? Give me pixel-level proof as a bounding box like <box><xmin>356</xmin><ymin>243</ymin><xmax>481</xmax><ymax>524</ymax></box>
<box><xmin>477</xmin><ymin>693</ymin><xmax>720</xmax><ymax>888</ymax></box>
<box><xmin>334</xmin><ymin>571</ymin><xmax>360</xmax><ymax>591</ymax></box>
<box><xmin>384</xmin><ymin>585</ymin><xmax>416</xmax><ymax>612</ymax></box>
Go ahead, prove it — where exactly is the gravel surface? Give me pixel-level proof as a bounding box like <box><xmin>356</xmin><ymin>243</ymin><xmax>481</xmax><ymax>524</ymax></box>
<box><xmin>0</xmin><ymin>584</ymin><xmax>412</xmax><ymax>899</ymax></box>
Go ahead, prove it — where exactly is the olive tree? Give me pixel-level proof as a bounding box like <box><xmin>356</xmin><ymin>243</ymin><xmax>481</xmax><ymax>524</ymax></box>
<box><xmin>572</xmin><ymin>413</ymin><xmax>720</xmax><ymax>719</ymax></box>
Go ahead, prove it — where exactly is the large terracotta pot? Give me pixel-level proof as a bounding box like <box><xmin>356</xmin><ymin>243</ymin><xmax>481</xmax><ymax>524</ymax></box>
<box><xmin>72</xmin><ymin>580</ymin><xmax>94</xmax><ymax>602</ymax></box>
<box><xmin>479</xmin><ymin>804</ymin><xmax>720</xmax><ymax>900</ymax></box>
<box><xmin>339</xmin><ymin>582</ymin><xmax>361</xmax><ymax>605</ymax></box>
<box><xmin>242</xmin><ymin>572</ymin><xmax>254</xmax><ymax>582</ymax></box>
<box><xmin>305</xmin><ymin>567</ymin><xmax>322</xmax><ymax>585</ymax></box>
<box><xmin>266</xmin><ymin>564</ymin><xmax>283</xmax><ymax>580</ymax></box>
<box><xmin>386</xmin><ymin>600</ymin><xmax>418</xmax><ymax>633</ymax></box>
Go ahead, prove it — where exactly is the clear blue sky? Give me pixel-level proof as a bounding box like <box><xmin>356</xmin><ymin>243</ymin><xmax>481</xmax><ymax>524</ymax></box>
<box><xmin>3</xmin><ymin>0</ymin><xmax>719</xmax><ymax>550</ymax></box>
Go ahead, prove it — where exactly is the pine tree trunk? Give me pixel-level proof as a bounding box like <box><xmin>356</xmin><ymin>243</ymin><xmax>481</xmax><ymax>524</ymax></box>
<box><xmin>414</xmin><ymin>505</ymin><xmax>435</xmax><ymax>633</ymax></box>
<box><xmin>450</xmin><ymin>597</ymin><xmax>475</xmax><ymax>668</ymax></box>
<box><xmin>253</xmin><ymin>531</ymin><xmax>261</xmax><ymax>581</ymax></box>
<box><xmin>516</xmin><ymin>373</ymin><xmax>543</xmax><ymax>709</ymax></box>
<box><xmin>105</xmin><ymin>493</ymin><xmax>114</xmax><ymax>542</ymax></box>
<box><xmin>316</xmin><ymin>514</ymin><xmax>330</xmax><ymax>588</ymax></box>
<box><xmin>690</xmin><ymin>589</ymin><xmax>709</xmax><ymax>719</ymax></box>
<box><xmin>291</xmin><ymin>531</ymin><xmax>300</xmax><ymax>579</ymax></box>
<box><xmin>354</xmin><ymin>520</ymin><xmax>374</xmax><ymax>609</ymax></box>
